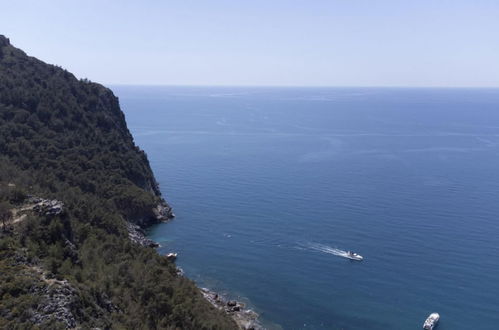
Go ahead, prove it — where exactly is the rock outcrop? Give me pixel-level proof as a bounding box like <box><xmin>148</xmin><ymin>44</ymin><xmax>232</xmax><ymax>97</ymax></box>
<box><xmin>126</xmin><ymin>222</ymin><xmax>160</xmax><ymax>248</ymax></box>
<box><xmin>153</xmin><ymin>200</ymin><xmax>175</xmax><ymax>221</ymax></box>
<box><xmin>29</xmin><ymin>275</ymin><xmax>78</xmax><ymax>328</ymax></box>
<box><xmin>201</xmin><ymin>288</ymin><xmax>264</xmax><ymax>330</ymax></box>
<box><xmin>28</xmin><ymin>197</ymin><xmax>64</xmax><ymax>216</ymax></box>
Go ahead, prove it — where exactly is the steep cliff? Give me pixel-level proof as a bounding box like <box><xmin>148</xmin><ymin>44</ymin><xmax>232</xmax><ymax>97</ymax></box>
<box><xmin>0</xmin><ymin>34</ymin><xmax>174</xmax><ymax>226</ymax></box>
<box><xmin>0</xmin><ymin>35</ymin><xmax>236</xmax><ymax>329</ymax></box>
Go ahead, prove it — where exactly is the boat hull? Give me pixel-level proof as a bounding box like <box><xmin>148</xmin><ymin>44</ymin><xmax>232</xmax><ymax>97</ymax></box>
<box><xmin>423</xmin><ymin>313</ymin><xmax>440</xmax><ymax>329</ymax></box>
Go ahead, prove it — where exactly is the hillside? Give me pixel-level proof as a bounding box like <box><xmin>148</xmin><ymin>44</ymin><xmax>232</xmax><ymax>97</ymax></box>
<box><xmin>0</xmin><ymin>35</ymin><xmax>237</xmax><ymax>329</ymax></box>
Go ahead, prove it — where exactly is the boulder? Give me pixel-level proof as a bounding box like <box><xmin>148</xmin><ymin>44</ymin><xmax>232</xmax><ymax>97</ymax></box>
<box><xmin>32</xmin><ymin>198</ymin><xmax>64</xmax><ymax>216</ymax></box>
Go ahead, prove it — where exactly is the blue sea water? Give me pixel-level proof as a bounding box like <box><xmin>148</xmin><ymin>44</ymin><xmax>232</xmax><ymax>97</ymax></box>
<box><xmin>113</xmin><ymin>86</ymin><xmax>499</xmax><ymax>330</ymax></box>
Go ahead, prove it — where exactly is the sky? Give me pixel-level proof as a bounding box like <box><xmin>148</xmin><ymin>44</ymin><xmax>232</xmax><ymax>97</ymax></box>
<box><xmin>1</xmin><ymin>0</ymin><xmax>499</xmax><ymax>87</ymax></box>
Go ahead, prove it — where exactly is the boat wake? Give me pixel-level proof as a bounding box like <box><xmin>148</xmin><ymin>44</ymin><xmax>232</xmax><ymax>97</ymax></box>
<box><xmin>304</xmin><ymin>242</ymin><xmax>352</xmax><ymax>259</ymax></box>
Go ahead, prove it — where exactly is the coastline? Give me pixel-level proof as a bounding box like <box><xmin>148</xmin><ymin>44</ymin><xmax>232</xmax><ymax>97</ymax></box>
<box><xmin>128</xmin><ymin>216</ymin><xmax>264</xmax><ymax>329</ymax></box>
<box><xmin>200</xmin><ymin>287</ymin><xmax>264</xmax><ymax>330</ymax></box>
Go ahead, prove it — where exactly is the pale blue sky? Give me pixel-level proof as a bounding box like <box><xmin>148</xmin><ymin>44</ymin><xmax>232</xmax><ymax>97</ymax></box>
<box><xmin>2</xmin><ymin>0</ymin><xmax>498</xmax><ymax>87</ymax></box>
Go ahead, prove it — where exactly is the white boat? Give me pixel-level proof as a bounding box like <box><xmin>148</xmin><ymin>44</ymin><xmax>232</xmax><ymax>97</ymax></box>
<box><xmin>166</xmin><ymin>253</ymin><xmax>178</xmax><ymax>261</ymax></box>
<box><xmin>423</xmin><ymin>313</ymin><xmax>440</xmax><ymax>329</ymax></box>
<box><xmin>346</xmin><ymin>251</ymin><xmax>363</xmax><ymax>261</ymax></box>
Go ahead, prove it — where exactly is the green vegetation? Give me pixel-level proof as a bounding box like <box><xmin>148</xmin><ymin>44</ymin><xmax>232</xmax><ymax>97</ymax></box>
<box><xmin>0</xmin><ymin>35</ymin><xmax>236</xmax><ymax>329</ymax></box>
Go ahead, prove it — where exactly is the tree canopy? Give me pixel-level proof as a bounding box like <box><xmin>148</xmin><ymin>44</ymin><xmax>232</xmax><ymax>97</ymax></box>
<box><xmin>0</xmin><ymin>35</ymin><xmax>236</xmax><ymax>329</ymax></box>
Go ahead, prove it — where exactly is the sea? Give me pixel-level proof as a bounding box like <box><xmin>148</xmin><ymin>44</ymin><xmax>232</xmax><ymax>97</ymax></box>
<box><xmin>112</xmin><ymin>86</ymin><xmax>499</xmax><ymax>330</ymax></box>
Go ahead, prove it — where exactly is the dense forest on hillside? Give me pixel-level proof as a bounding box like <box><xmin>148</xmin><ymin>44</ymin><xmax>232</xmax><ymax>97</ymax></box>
<box><xmin>0</xmin><ymin>35</ymin><xmax>236</xmax><ymax>329</ymax></box>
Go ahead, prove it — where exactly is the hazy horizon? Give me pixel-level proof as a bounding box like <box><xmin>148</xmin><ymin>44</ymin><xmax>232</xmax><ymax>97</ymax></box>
<box><xmin>109</xmin><ymin>84</ymin><xmax>499</xmax><ymax>89</ymax></box>
<box><xmin>3</xmin><ymin>0</ymin><xmax>499</xmax><ymax>87</ymax></box>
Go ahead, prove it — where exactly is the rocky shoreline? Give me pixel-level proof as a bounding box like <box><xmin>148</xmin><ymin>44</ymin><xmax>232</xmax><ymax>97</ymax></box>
<box><xmin>130</xmin><ymin>222</ymin><xmax>266</xmax><ymax>329</ymax></box>
<box><xmin>129</xmin><ymin>198</ymin><xmax>265</xmax><ymax>329</ymax></box>
<box><xmin>126</xmin><ymin>222</ymin><xmax>160</xmax><ymax>248</ymax></box>
<box><xmin>200</xmin><ymin>288</ymin><xmax>264</xmax><ymax>330</ymax></box>
<box><xmin>126</xmin><ymin>200</ymin><xmax>175</xmax><ymax>248</ymax></box>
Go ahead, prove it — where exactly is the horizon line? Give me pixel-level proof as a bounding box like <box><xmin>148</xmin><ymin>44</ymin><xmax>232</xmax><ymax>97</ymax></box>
<box><xmin>105</xmin><ymin>83</ymin><xmax>499</xmax><ymax>89</ymax></box>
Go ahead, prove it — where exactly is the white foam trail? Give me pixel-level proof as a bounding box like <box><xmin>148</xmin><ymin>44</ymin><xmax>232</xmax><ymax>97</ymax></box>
<box><xmin>305</xmin><ymin>243</ymin><xmax>351</xmax><ymax>259</ymax></box>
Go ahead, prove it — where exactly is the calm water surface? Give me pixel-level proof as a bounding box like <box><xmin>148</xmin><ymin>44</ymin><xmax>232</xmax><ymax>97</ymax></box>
<box><xmin>113</xmin><ymin>86</ymin><xmax>499</xmax><ymax>330</ymax></box>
